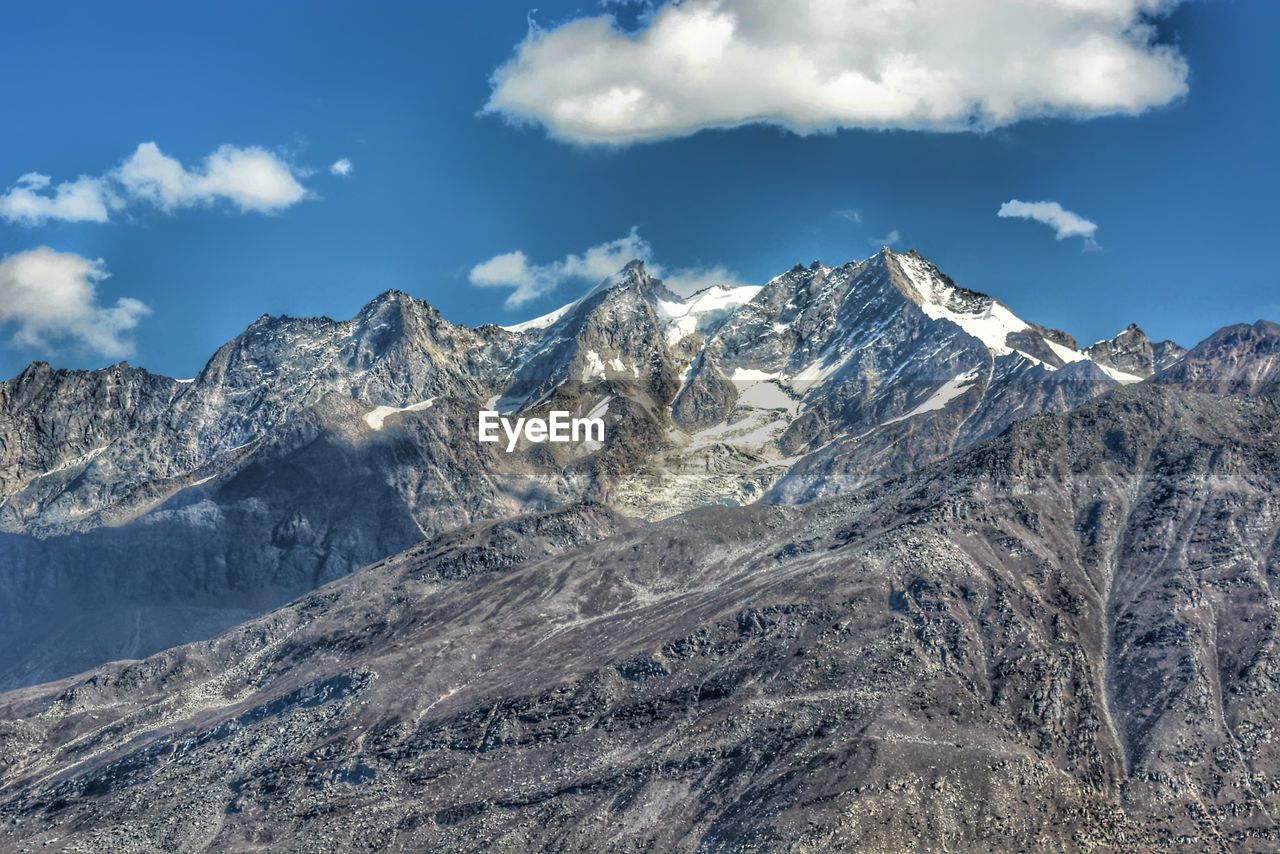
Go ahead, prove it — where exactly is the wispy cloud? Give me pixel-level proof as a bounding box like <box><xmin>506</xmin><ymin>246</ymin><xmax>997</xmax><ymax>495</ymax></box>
<box><xmin>834</xmin><ymin>209</ymin><xmax>863</xmax><ymax>225</ymax></box>
<box><xmin>329</xmin><ymin>158</ymin><xmax>353</xmax><ymax>177</ymax></box>
<box><xmin>997</xmin><ymin>199</ymin><xmax>1099</xmax><ymax>249</ymax></box>
<box><xmin>469</xmin><ymin>227</ymin><xmax>741</xmax><ymax>307</ymax></box>
<box><xmin>0</xmin><ymin>247</ymin><xmax>150</xmax><ymax>358</ymax></box>
<box><xmin>1</xmin><ymin>142</ymin><xmax>313</xmax><ymax>226</ymax></box>
<box><xmin>661</xmin><ymin>265</ymin><xmax>739</xmax><ymax>296</ymax></box>
<box><xmin>485</xmin><ymin>0</ymin><xmax>1190</xmax><ymax>145</ymax></box>
<box><xmin>870</xmin><ymin>228</ymin><xmax>902</xmax><ymax>247</ymax></box>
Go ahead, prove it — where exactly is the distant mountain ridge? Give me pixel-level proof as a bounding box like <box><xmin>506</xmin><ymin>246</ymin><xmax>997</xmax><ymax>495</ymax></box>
<box><xmin>1153</xmin><ymin>318</ymin><xmax>1280</xmax><ymax>394</ymax></box>
<box><xmin>0</xmin><ymin>248</ymin><xmax>1190</xmax><ymax>688</ymax></box>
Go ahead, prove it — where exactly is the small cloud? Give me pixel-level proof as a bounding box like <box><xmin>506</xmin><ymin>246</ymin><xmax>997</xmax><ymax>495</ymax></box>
<box><xmin>834</xmin><ymin>209</ymin><xmax>863</xmax><ymax>225</ymax></box>
<box><xmin>0</xmin><ymin>247</ymin><xmax>150</xmax><ymax>358</ymax></box>
<box><xmin>998</xmin><ymin>199</ymin><xmax>1098</xmax><ymax>249</ymax></box>
<box><xmin>116</xmin><ymin>142</ymin><xmax>307</xmax><ymax>214</ymax></box>
<box><xmin>870</xmin><ymin>228</ymin><xmax>901</xmax><ymax>247</ymax></box>
<box><xmin>470</xmin><ymin>250</ymin><xmax>541</xmax><ymax>306</ymax></box>
<box><xmin>0</xmin><ymin>175</ymin><xmax>114</xmax><ymax>226</ymax></box>
<box><xmin>0</xmin><ymin>142</ymin><xmax>311</xmax><ymax>225</ymax></box>
<box><xmin>469</xmin><ymin>227</ymin><xmax>741</xmax><ymax>306</ymax></box>
<box><xmin>330</xmin><ymin>158</ymin><xmax>353</xmax><ymax>177</ymax></box>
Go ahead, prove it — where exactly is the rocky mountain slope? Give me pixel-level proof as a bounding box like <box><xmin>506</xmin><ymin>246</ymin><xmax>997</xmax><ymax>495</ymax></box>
<box><xmin>1153</xmin><ymin>319</ymin><xmax>1280</xmax><ymax>395</ymax></box>
<box><xmin>1086</xmin><ymin>322</ymin><xmax>1185</xmax><ymax>377</ymax></box>
<box><xmin>0</xmin><ymin>249</ymin><xmax>1183</xmax><ymax>689</ymax></box>
<box><xmin>1</xmin><ymin>365</ymin><xmax>1276</xmax><ymax>850</ymax></box>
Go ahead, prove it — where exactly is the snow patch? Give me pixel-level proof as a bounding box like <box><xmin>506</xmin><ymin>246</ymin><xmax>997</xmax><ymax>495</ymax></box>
<box><xmin>501</xmin><ymin>302</ymin><xmax>574</xmax><ymax>333</ymax></box>
<box><xmin>365</xmin><ymin>398</ymin><xmax>436</xmax><ymax>430</ymax></box>
<box><xmin>30</xmin><ymin>445</ymin><xmax>109</xmax><ymax>480</ymax></box>
<box><xmin>738</xmin><ymin>380</ymin><xmax>799</xmax><ymax>414</ymax></box>
<box><xmin>1044</xmin><ymin>339</ymin><xmax>1087</xmax><ymax>365</ymax></box>
<box><xmin>1095</xmin><ymin>363</ymin><xmax>1144</xmax><ymax>384</ymax></box>
<box><xmin>730</xmin><ymin>367</ymin><xmax>780</xmax><ymax>383</ymax></box>
<box><xmin>687</xmin><ymin>410</ymin><xmax>788</xmax><ymax>451</ymax></box>
<box><xmin>1012</xmin><ymin>350</ymin><xmax>1048</xmax><ymax>369</ymax></box>
<box><xmin>586</xmin><ymin>395</ymin><xmax>612</xmax><ymax>420</ymax></box>
<box><xmin>791</xmin><ymin>356</ymin><xmax>845</xmax><ymax>388</ymax></box>
<box><xmin>658</xmin><ymin>285</ymin><xmax>761</xmax><ymax>344</ymax></box>
<box><xmin>884</xmin><ymin>370</ymin><xmax>981</xmax><ymax>424</ymax></box>
<box><xmin>488</xmin><ymin>393</ymin><xmax>527</xmax><ymax>414</ymax></box>
<box><xmin>581</xmin><ymin>350</ymin><xmax>606</xmax><ymax>382</ymax></box>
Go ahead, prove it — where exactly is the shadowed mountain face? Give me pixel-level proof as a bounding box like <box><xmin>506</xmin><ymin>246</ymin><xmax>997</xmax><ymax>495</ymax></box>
<box><xmin>1</xmin><ymin>378</ymin><xmax>1277</xmax><ymax>850</ymax></box>
<box><xmin>0</xmin><ymin>249</ymin><xmax>1179</xmax><ymax>689</ymax></box>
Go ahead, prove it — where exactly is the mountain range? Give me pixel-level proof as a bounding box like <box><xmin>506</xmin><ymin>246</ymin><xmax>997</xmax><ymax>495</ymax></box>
<box><xmin>0</xmin><ymin>250</ymin><xmax>1187</xmax><ymax>691</ymax></box>
<box><xmin>0</xmin><ymin>314</ymin><xmax>1277</xmax><ymax>848</ymax></box>
<box><xmin>1</xmin><ymin>245</ymin><xmax>1278</xmax><ymax>848</ymax></box>
<box><xmin>0</xmin><ymin>248</ymin><xmax>1192</xmax><ymax>691</ymax></box>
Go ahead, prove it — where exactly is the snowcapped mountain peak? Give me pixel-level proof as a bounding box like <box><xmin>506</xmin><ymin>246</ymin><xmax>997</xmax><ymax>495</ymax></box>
<box><xmin>619</xmin><ymin>257</ymin><xmax>648</xmax><ymax>276</ymax></box>
<box><xmin>570</xmin><ymin>258</ymin><xmax>684</xmax><ymax>311</ymax></box>
<box><xmin>597</xmin><ymin>258</ymin><xmax>657</xmax><ymax>295</ymax></box>
<box><xmin>499</xmin><ymin>260</ymin><xmax>676</xmax><ymax>336</ymax></box>
<box><xmin>884</xmin><ymin>248</ymin><xmax>1029</xmax><ymax>355</ymax></box>
<box><xmin>884</xmin><ymin>251</ymin><xmax>1163</xmax><ymax>381</ymax></box>
<box><xmin>364</xmin><ymin>287</ymin><xmax>414</xmax><ymax>304</ymax></box>
<box><xmin>356</xmin><ymin>288</ymin><xmax>441</xmax><ymax>324</ymax></box>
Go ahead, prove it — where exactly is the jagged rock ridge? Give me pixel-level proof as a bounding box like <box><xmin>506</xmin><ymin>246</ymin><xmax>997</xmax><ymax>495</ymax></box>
<box><xmin>1085</xmin><ymin>322</ymin><xmax>1186</xmax><ymax>378</ymax></box>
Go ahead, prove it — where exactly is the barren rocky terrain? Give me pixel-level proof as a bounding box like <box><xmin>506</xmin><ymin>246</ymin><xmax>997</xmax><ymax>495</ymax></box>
<box><xmin>2</xmin><ymin>373</ymin><xmax>1277</xmax><ymax>850</ymax></box>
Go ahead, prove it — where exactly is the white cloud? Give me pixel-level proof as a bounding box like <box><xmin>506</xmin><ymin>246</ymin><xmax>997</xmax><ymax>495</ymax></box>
<box><xmin>470</xmin><ymin>228</ymin><xmax>652</xmax><ymax>306</ymax></box>
<box><xmin>116</xmin><ymin>143</ymin><xmax>307</xmax><ymax>213</ymax></box>
<box><xmin>330</xmin><ymin>158</ymin><xmax>353</xmax><ymax>177</ymax></box>
<box><xmin>870</xmin><ymin>228</ymin><xmax>902</xmax><ymax>247</ymax></box>
<box><xmin>484</xmin><ymin>0</ymin><xmax>1190</xmax><ymax>145</ymax></box>
<box><xmin>834</xmin><ymin>209</ymin><xmax>863</xmax><ymax>225</ymax></box>
<box><xmin>469</xmin><ymin>251</ymin><xmax>542</xmax><ymax>306</ymax></box>
<box><xmin>0</xmin><ymin>247</ymin><xmax>150</xmax><ymax>358</ymax></box>
<box><xmin>998</xmin><ymin>199</ymin><xmax>1099</xmax><ymax>247</ymax></box>
<box><xmin>0</xmin><ymin>142</ymin><xmax>310</xmax><ymax>225</ymax></box>
<box><xmin>0</xmin><ymin>173</ymin><xmax>114</xmax><ymax>225</ymax></box>
<box><xmin>16</xmin><ymin>173</ymin><xmax>50</xmax><ymax>189</ymax></box>
<box><xmin>469</xmin><ymin>227</ymin><xmax>740</xmax><ymax>306</ymax></box>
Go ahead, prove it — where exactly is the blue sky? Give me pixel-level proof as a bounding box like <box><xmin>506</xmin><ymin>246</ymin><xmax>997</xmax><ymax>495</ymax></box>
<box><xmin>0</xmin><ymin>0</ymin><xmax>1276</xmax><ymax>379</ymax></box>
